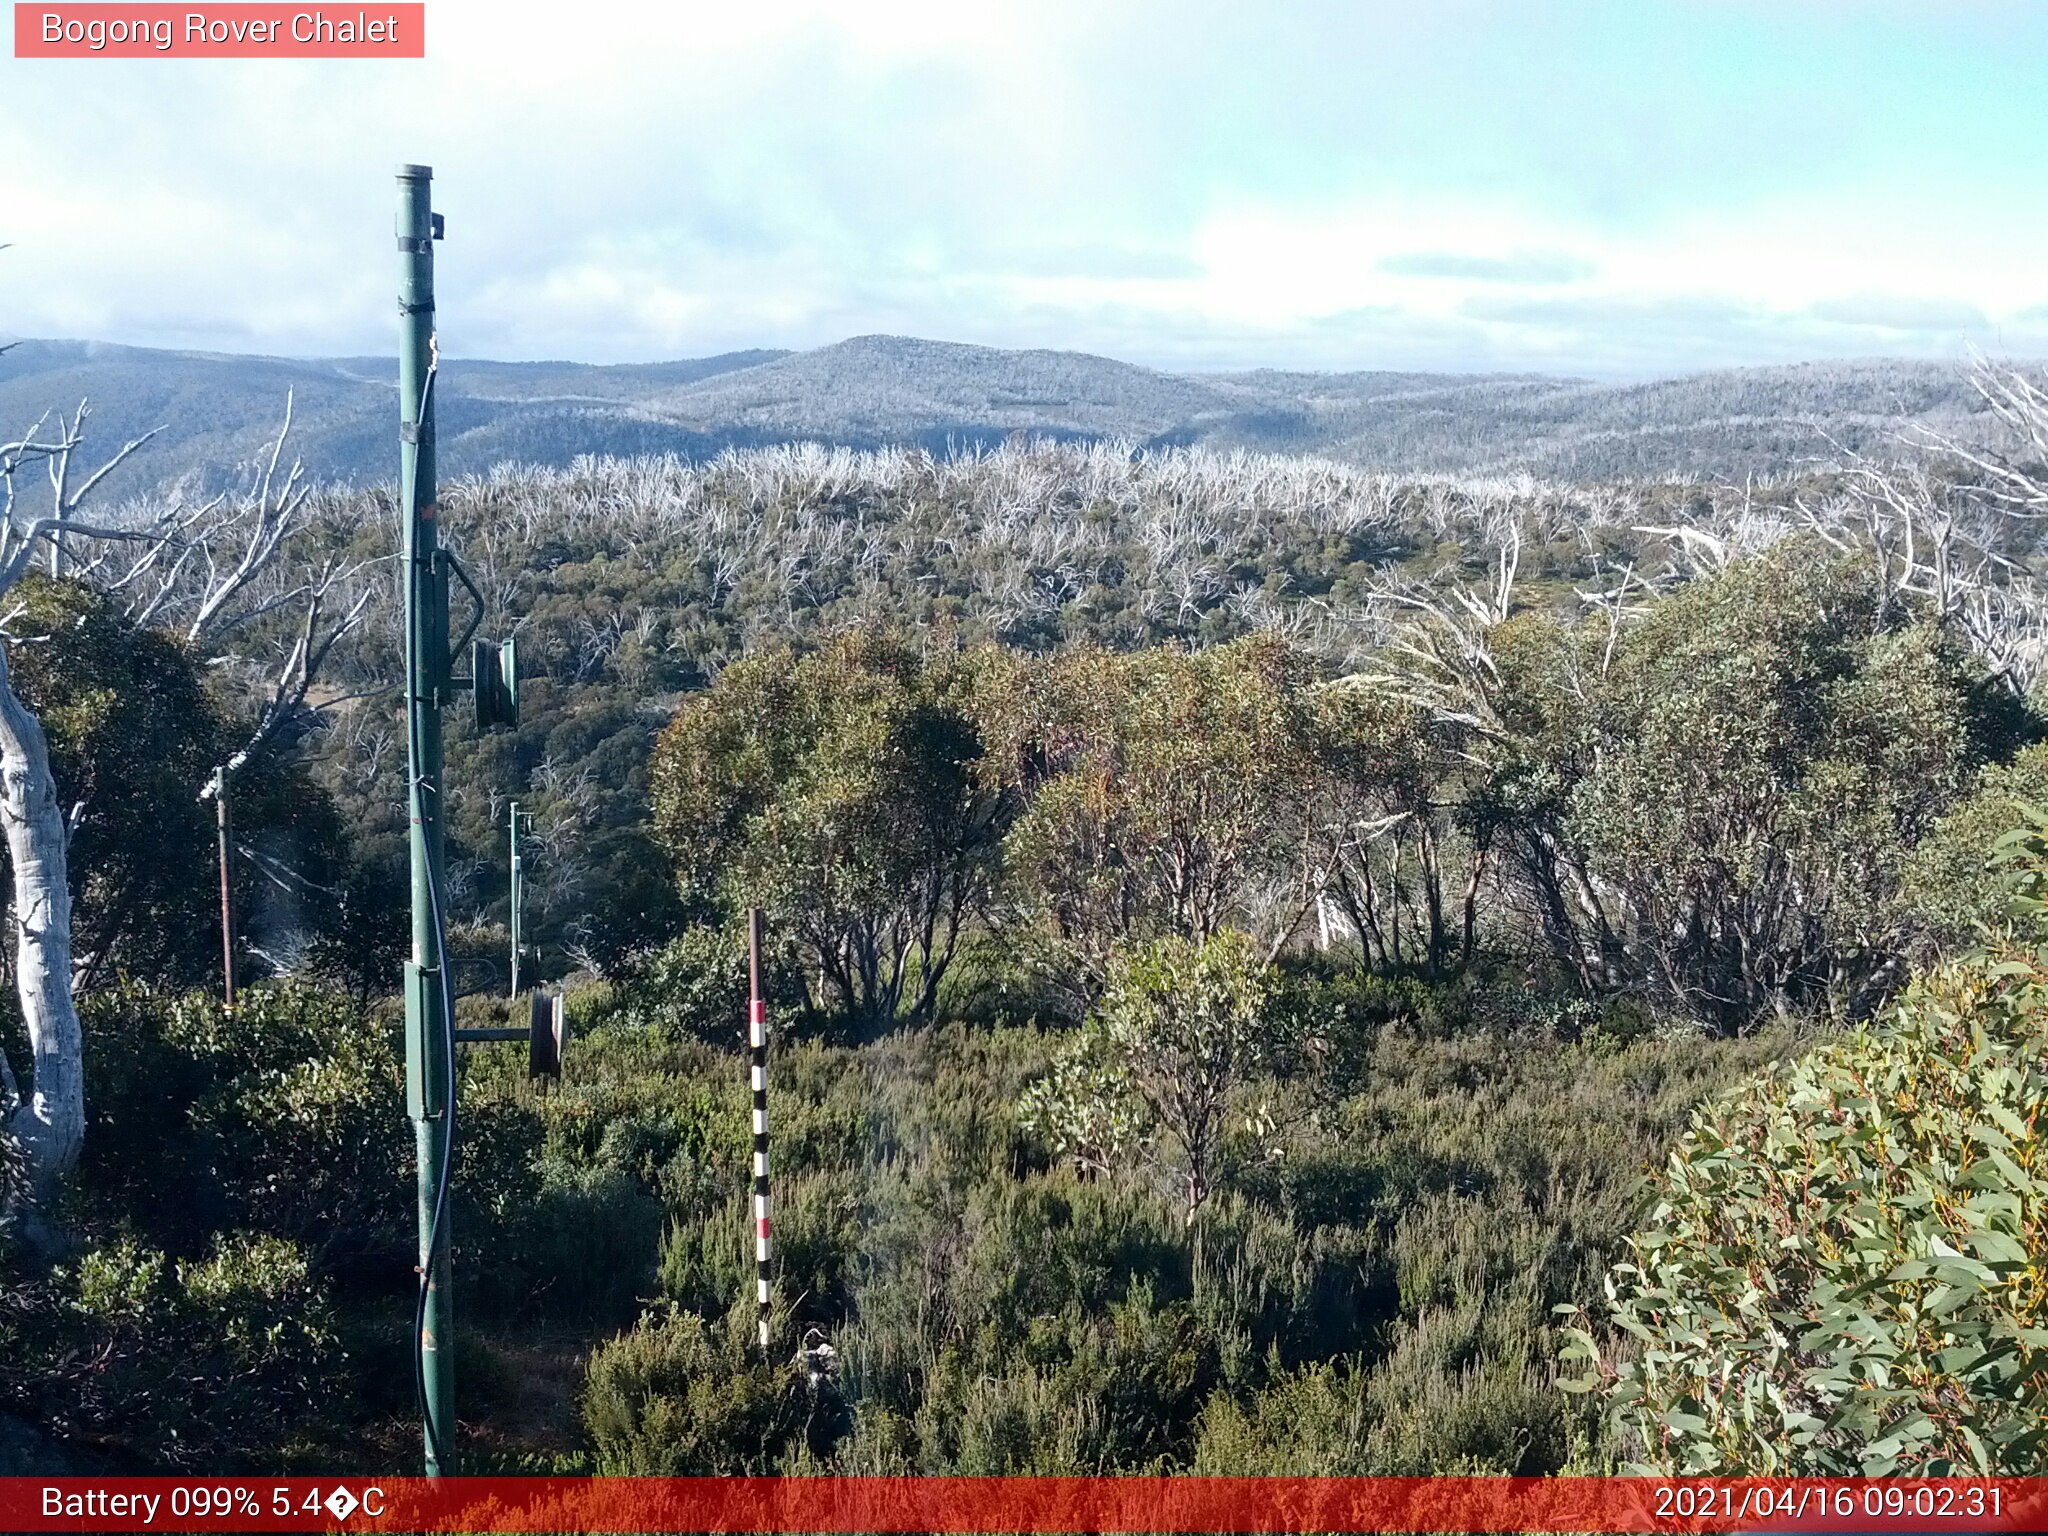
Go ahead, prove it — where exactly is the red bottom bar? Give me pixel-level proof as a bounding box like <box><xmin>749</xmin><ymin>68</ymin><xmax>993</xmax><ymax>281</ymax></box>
<box><xmin>8</xmin><ymin>1476</ymin><xmax>2047</xmax><ymax>1534</ymax></box>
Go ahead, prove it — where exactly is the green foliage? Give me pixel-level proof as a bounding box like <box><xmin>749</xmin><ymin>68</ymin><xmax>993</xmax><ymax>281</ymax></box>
<box><xmin>19</xmin><ymin>979</ymin><xmax>673</xmax><ymax>1465</ymax></box>
<box><xmin>0</xmin><ymin>1123</ymin><xmax>28</xmax><ymax>1259</ymax></box>
<box><xmin>1192</xmin><ymin>1348</ymin><xmax>1562</xmax><ymax>1475</ymax></box>
<box><xmin>567</xmin><ymin>967</ymin><xmax>1784</xmax><ymax>1475</ymax></box>
<box><xmin>651</xmin><ymin>631</ymin><xmax>1014</xmax><ymax>1032</ymax></box>
<box><xmin>932</xmin><ymin>935</ymin><xmax>1079</xmax><ymax>1030</ymax></box>
<box><xmin>598</xmin><ymin>920</ymin><xmax>813</xmax><ymax>1046</ymax></box>
<box><xmin>81</xmin><ymin>982</ymin><xmax>410</xmax><ymax>1251</ymax></box>
<box><xmin>636</xmin><ymin>540</ymin><xmax>2026</xmax><ymax>1042</ymax></box>
<box><xmin>1001</xmin><ymin>638</ymin><xmax>1320</xmax><ymax>991</ymax></box>
<box><xmin>1495</xmin><ymin>543</ymin><xmax>2028</xmax><ymax>1027</ymax></box>
<box><xmin>1307</xmin><ymin>682</ymin><xmax>1486</xmax><ymax>978</ymax></box>
<box><xmin>32</xmin><ymin>1232</ymin><xmax>343</xmax><ymax>1468</ymax></box>
<box><xmin>7</xmin><ymin>576</ymin><xmax>221</xmax><ymax>989</ymax></box>
<box><xmin>1562</xmin><ymin>816</ymin><xmax>2048</xmax><ymax>1473</ymax></box>
<box><xmin>904</xmin><ymin>1279</ymin><xmax>1221</xmax><ymax>1473</ymax></box>
<box><xmin>486</xmin><ymin>1164</ymin><xmax>663</xmax><ymax>1323</ymax></box>
<box><xmin>582</xmin><ymin>1304</ymin><xmax>827</xmax><ymax>1473</ymax></box>
<box><xmin>2</xmin><ymin>576</ymin><xmax>373</xmax><ymax>995</ymax></box>
<box><xmin>1905</xmin><ymin>742</ymin><xmax>2048</xmax><ymax>953</ymax></box>
<box><xmin>1266</xmin><ymin>964</ymin><xmax>1434</xmax><ymax>1091</ymax></box>
<box><xmin>26</xmin><ymin>430</ymin><xmax>2048</xmax><ymax>1476</ymax></box>
<box><xmin>1021</xmin><ymin>931</ymin><xmax>1276</xmax><ymax>1220</ymax></box>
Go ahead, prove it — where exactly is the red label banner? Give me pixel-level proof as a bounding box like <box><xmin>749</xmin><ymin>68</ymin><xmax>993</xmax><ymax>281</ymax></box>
<box><xmin>13</xmin><ymin>4</ymin><xmax>425</xmax><ymax>57</ymax></box>
<box><xmin>4</xmin><ymin>1476</ymin><xmax>2047</xmax><ymax>1533</ymax></box>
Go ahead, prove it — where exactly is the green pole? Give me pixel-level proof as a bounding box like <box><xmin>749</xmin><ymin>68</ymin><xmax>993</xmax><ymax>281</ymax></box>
<box><xmin>396</xmin><ymin>162</ymin><xmax>453</xmax><ymax>1477</ymax></box>
<box><xmin>213</xmin><ymin>765</ymin><xmax>236</xmax><ymax>1012</ymax></box>
<box><xmin>508</xmin><ymin>801</ymin><xmax>523</xmax><ymax>999</ymax></box>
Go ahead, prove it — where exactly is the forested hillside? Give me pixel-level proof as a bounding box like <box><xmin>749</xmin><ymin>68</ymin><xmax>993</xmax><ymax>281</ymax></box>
<box><xmin>2</xmin><ymin>366</ymin><xmax>2045</xmax><ymax>1476</ymax></box>
<box><xmin>0</xmin><ymin>333</ymin><xmax>2018</xmax><ymax>492</ymax></box>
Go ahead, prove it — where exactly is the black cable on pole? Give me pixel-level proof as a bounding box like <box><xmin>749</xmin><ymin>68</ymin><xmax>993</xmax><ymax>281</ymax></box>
<box><xmin>412</xmin><ymin>837</ymin><xmax>456</xmax><ymax>1470</ymax></box>
<box><xmin>405</xmin><ymin>358</ymin><xmax>455</xmax><ymax>1473</ymax></box>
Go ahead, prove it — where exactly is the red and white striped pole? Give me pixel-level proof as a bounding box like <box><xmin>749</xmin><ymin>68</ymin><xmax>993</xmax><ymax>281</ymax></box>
<box><xmin>746</xmin><ymin>908</ymin><xmax>771</xmax><ymax>1359</ymax></box>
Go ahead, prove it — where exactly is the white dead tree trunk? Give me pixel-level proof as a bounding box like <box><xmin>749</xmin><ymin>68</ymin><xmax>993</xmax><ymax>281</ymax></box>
<box><xmin>0</xmin><ymin>639</ymin><xmax>77</xmax><ymax>1187</ymax></box>
<box><xmin>1792</xmin><ymin>361</ymin><xmax>2048</xmax><ymax>700</ymax></box>
<box><xmin>0</xmin><ymin>393</ymin><xmax>358</xmax><ymax>1200</ymax></box>
<box><xmin>0</xmin><ymin>405</ymin><xmax>162</xmax><ymax>1192</ymax></box>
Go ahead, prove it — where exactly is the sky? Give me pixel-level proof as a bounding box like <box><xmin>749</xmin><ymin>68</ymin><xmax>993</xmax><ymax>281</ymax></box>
<box><xmin>3</xmin><ymin>0</ymin><xmax>2047</xmax><ymax>377</ymax></box>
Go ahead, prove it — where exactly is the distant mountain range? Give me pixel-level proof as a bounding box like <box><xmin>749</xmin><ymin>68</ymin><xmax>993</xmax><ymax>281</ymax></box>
<box><xmin>0</xmin><ymin>333</ymin><xmax>2012</xmax><ymax>494</ymax></box>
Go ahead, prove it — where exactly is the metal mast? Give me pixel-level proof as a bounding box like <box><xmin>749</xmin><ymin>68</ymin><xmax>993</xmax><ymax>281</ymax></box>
<box><xmin>394</xmin><ymin>164</ymin><xmax>524</xmax><ymax>1477</ymax></box>
<box><xmin>397</xmin><ymin>162</ymin><xmax>453</xmax><ymax>1477</ymax></box>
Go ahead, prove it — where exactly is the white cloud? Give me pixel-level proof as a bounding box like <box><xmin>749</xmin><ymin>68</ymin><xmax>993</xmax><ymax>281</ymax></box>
<box><xmin>2</xmin><ymin>0</ymin><xmax>2044</xmax><ymax>375</ymax></box>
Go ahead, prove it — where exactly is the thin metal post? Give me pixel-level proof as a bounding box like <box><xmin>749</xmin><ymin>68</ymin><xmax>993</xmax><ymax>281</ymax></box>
<box><xmin>747</xmin><ymin>908</ymin><xmax>771</xmax><ymax>1358</ymax></box>
<box><xmin>396</xmin><ymin>162</ymin><xmax>453</xmax><ymax>1478</ymax></box>
<box><xmin>508</xmin><ymin>801</ymin><xmax>523</xmax><ymax>999</ymax></box>
<box><xmin>213</xmin><ymin>766</ymin><xmax>236</xmax><ymax>1011</ymax></box>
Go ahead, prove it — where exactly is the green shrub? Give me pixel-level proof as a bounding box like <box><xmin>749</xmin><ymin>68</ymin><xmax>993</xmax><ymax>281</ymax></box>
<box><xmin>1019</xmin><ymin>931</ymin><xmax>1275</xmax><ymax>1223</ymax></box>
<box><xmin>650</xmin><ymin>632</ymin><xmax>1015</xmax><ymax>1034</ymax></box>
<box><xmin>190</xmin><ymin>1016</ymin><xmax>409</xmax><ymax>1249</ymax></box>
<box><xmin>1196</xmin><ymin>1318</ymin><xmax>1562</xmax><ymax>1475</ymax></box>
<box><xmin>612</xmin><ymin>922</ymin><xmax>814</xmax><ymax>1045</ymax></box>
<box><xmin>485</xmin><ymin>1163</ymin><xmax>662</xmax><ymax>1322</ymax></box>
<box><xmin>1562</xmin><ymin>827</ymin><xmax>2048</xmax><ymax>1472</ymax></box>
<box><xmin>544</xmin><ymin>1075</ymin><xmax>747</xmax><ymax>1188</ymax></box>
<box><xmin>655</xmin><ymin>1152</ymin><xmax>864</xmax><ymax>1330</ymax></box>
<box><xmin>904</xmin><ymin>1280</ymin><xmax>1219</xmax><ymax>1473</ymax></box>
<box><xmin>1905</xmin><ymin>742</ymin><xmax>2048</xmax><ymax>953</ymax></box>
<box><xmin>83</xmin><ymin>983</ymin><xmax>409</xmax><ymax>1254</ymax></box>
<box><xmin>57</xmin><ymin>1232</ymin><xmax>344</xmax><ymax>1468</ymax></box>
<box><xmin>934</xmin><ymin>936</ymin><xmax>1079</xmax><ymax>1029</ymax></box>
<box><xmin>0</xmin><ymin>1125</ymin><xmax>28</xmax><ymax>1256</ymax></box>
<box><xmin>658</xmin><ymin>1188</ymin><xmax>753</xmax><ymax>1321</ymax></box>
<box><xmin>582</xmin><ymin>1304</ymin><xmax>827</xmax><ymax>1472</ymax></box>
<box><xmin>1193</xmin><ymin>1360</ymin><xmax>1372</xmax><ymax>1473</ymax></box>
<box><xmin>1267</xmin><ymin>964</ymin><xmax>1433</xmax><ymax>1090</ymax></box>
<box><xmin>1496</xmin><ymin>544</ymin><xmax>2032</xmax><ymax>1029</ymax></box>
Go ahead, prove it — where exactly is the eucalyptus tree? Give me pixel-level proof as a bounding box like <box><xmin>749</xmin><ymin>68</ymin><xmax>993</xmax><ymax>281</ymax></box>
<box><xmin>652</xmin><ymin>629</ymin><xmax>1019</xmax><ymax>1033</ymax></box>
<box><xmin>997</xmin><ymin>635</ymin><xmax>1326</xmax><ymax>997</ymax></box>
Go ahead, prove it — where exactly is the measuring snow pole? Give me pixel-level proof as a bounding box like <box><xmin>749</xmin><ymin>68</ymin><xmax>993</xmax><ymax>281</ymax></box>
<box><xmin>396</xmin><ymin>164</ymin><xmax>523</xmax><ymax>1478</ymax></box>
<box><xmin>748</xmin><ymin>908</ymin><xmax>772</xmax><ymax>1357</ymax></box>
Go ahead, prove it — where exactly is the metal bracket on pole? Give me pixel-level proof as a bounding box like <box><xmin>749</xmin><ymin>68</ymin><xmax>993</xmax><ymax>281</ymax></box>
<box><xmin>447</xmin><ymin>990</ymin><xmax>563</xmax><ymax>1078</ymax></box>
<box><xmin>403</xmin><ymin>961</ymin><xmax>439</xmax><ymax>1121</ymax></box>
<box><xmin>472</xmin><ymin>636</ymin><xmax>520</xmax><ymax>730</ymax></box>
<box><xmin>530</xmin><ymin>990</ymin><xmax>565</xmax><ymax>1079</ymax></box>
